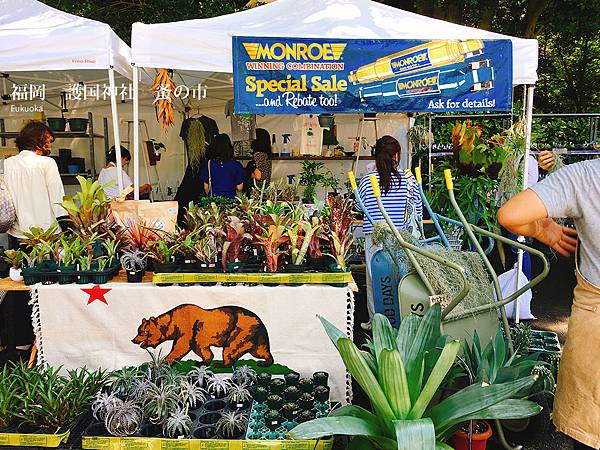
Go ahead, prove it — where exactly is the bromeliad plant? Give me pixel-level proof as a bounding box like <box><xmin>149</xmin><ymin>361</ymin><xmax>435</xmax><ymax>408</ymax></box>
<box><xmin>253</xmin><ymin>214</ymin><xmax>291</xmax><ymax>273</ymax></box>
<box><xmin>290</xmin><ymin>306</ymin><xmax>542</xmax><ymax>449</ymax></box>
<box><xmin>323</xmin><ymin>195</ymin><xmax>355</xmax><ymax>271</ymax></box>
<box><xmin>61</xmin><ymin>176</ymin><xmax>115</xmax><ymax>236</ymax></box>
<box><xmin>221</xmin><ymin>216</ymin><xmax>252</xmax><ymax>271</ymax></box>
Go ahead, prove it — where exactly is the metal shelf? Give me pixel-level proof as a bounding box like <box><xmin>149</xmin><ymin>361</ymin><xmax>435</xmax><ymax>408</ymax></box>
<box><xmin>237</xmin><ymin>156</ymin><xmax>375</xmax><ymax>161</ymax></box>
<box><xmin>0</xmin><ymin>131</ymin><xmax>103</xmax><ymax>139</ymax></box>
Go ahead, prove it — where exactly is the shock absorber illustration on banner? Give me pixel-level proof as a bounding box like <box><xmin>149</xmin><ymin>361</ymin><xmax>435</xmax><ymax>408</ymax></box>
<box><xmin>232</xmin><ymin>36</ymin><xmax>512</xmax><ymax>114</ymax></box>
<box><xmin>348</xmin><ymin>39</ymin><xmax>485</xmax><ymax>84</ymax></box>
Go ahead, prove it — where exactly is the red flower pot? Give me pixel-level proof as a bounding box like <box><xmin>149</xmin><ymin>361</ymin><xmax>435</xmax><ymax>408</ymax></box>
<box><xmin>452</xmin><ymin>420</ymin><xmax>492</xmax><ymax>450</ymax></box>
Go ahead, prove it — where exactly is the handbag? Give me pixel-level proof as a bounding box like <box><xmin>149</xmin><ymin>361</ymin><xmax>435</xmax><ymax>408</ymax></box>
<box><xmin>0</xmin><ymin>159</ymin><xmax>16</xmax><ymax>233</ymax></box>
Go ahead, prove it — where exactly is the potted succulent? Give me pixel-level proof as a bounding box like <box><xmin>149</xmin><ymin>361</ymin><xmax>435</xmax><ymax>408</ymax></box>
<box><xmin>216</xmin><ymin>411</ymin><xmax>248</xmax><ymax>439</ymax></box>
<box><xmin>253</xmin><ymin>386</ymin><xmax>269</xmax><ymax>403</ymax></box>
<box><xmin>177</xmin><ymin>378</ymin><xmax>206</xmax><ymax>409</ymax></box>
<box><xmin>269</xmin><ymin>377</ymin><xmax>286</xmax><ymax>394</ymax></box>
<box><xmin>231</xmin><ymin>365</ymin><xmax>258</xmax><ymax>387</ymax></box>
<box><xmin>3</xmin><ymin>249</ymin><xmax>24</xmax><ymax>281</ymax></box>
<box><xmin>187</xmin><ymin>365</ymin><xmax>214</xmax><ymax>389</ymax></box>
<box><xmin>452</xmin><ymin>420</ymin><xmax>493</xmax><ymax>450</ymax></box>
<box><xmin>120</xmin><ymin>249</ymin><xmax>147</xmax><ymax>283</ymax></box>
<box><xmin>287</xmin><ymin>217</ymin><xmax>322</xmax><ymax>272</ymax></box>
<box><xmin>162</xmin><ymin>405</ymin><xmax>193</xmax><ymax>438</ymax></box>
<box><xmin>225</xmin><ymin>384</ymin><xmax>252</xmax><ymax>411</ymax></box>
<box><xmin>104</xmin><ymin>399</ymin><xmax>144</xmax><ymax>437</ymax></box>
<box><xmin>206</xmin><ymin>377</ymin><xmax>232</xmax><ymax>399</ymax></box>
<box><xmin>141</xmin><ymin>382</ymin><xmax>179</xmax><ymax>425</ymax></box>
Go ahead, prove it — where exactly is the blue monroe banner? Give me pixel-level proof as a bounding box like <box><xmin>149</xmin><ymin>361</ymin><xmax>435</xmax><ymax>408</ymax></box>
<box><xmin>233</xmin><ymin>36</ymin><xmax>513</xmax><ymax>114</ymax></box>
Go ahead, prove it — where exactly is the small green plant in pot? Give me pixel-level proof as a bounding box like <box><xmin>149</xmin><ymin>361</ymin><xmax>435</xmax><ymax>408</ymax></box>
<box><xmin>3</xmin><ymin>249</ymin><xmax>24</xmax><ymax>282</ymax></box>
<box><xmin>147</xmin><ymin>238</ymin><xmax>180</xmax><ymax>273</ymax></box>
<box><xmin>290</xmin><ymin>306</ymin><xmax>542</xmax><ymax>449</ymax></box>
<box><xmin>216</xmin><ymin>411</ymin><xmax>248</xmax><ymax>439</ymax></box>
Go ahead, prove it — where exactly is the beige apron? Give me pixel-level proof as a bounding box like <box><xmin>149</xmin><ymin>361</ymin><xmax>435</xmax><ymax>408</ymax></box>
<box><xmin>553</xmin><ymin>267</ymin><xmax>600</xmax><ymax>448</ymax></box>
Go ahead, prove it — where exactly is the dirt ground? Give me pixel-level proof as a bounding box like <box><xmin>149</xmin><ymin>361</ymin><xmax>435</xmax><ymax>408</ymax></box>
<box><xmin>350</xmin><ymin>248</ymin><xmax>578</xmax><ymax>450</ymax></box>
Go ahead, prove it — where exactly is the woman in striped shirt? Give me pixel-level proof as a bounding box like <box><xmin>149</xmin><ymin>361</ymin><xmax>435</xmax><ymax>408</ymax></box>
<box><xmin>357</xmin><ymin>135</ymin><xmax>423</xmax><ymax>329</ymax></box>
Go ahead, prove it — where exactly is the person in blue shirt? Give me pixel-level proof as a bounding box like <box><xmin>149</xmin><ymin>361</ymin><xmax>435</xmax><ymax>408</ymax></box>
<box><xmin>200</xmin><ymin>134</ymin><xmax>246</xmax><ymax>198</ymax></box>
<box><xmin>357</xmin><ymin>135</ymin><xmax>423</xmax><ymax>329</ymax></box>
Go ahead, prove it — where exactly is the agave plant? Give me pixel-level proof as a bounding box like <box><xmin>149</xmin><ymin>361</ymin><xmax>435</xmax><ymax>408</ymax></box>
<box><xmin>163</xmin><ymin>405</ymin><xmax>193</xmax><ymax>438</ymax></box>
<box><xmin>206</xmin><ymin>376</ymin><xmax>232</xmax><ymax>399</ymax></box>
<box><xmin>104</xmin><ymin>399</ymin><xmax>144</xmax><ymax>437</ymax></box>
<box><xmin>177</xmin><ymin>378</ymin><xmax>206</xmax><ymax>409</ymax></box>
<box><xmin>216</xmin><ymin>411</ymin><xmax>249</xmax><ymax>439</ymax></box>
<box><xmin>290</xmin><ymin>306</ymin><xmax>542</xmax><ymax>449</ymax></box>
<box><xmin>188</xmin><ymin>365</ymin><xmax>214</xmax><ymax>388</ymax></box>
<box><xmin>231</xmin><ymin>365</ymin><xmax>258</xmax><ymax>387</ymax></box>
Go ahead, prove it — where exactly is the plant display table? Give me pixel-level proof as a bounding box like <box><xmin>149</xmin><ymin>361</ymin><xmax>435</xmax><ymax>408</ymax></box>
<box><xmin>27</xmin><ymin>282</ymin><xmax>353</xmax><ymax>403</ymax></box>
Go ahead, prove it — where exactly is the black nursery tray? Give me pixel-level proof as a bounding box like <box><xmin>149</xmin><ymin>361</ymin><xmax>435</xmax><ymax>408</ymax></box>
<box><xmin>22</xmin><ymin>263</ymin><xmax>121</xmax><ymax>286</ymax></box>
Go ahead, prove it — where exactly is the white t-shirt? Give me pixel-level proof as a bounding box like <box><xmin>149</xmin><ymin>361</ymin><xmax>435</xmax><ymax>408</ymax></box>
<box><xmin>4</xmin><ymin>151</ymin><xmax>66</xmax><ymax>238</ymax></box>
<box><xmin>98</xmin><ymin>165</ymin><xmax>132</xmax><ymax>198</ymax></box>
<box><xmin>294</xmin><ymin>114</ymin><xmax>323</xmax><ymax>156</ymax></box>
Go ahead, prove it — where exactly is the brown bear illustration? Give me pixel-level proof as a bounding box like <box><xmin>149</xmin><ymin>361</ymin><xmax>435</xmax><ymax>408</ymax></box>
<box><xmin>132</xmin><ymin>304</ymin><xmax>274</xmax><ymax>366</ymax></box>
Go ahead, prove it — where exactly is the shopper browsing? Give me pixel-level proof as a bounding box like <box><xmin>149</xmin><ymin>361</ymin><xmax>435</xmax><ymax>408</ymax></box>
<box><xmin>357</xmin><ymin>135</ymin><xmax>423</xmax><ymax>329</ymax></box>
<box><xmin>98</xmin><ymin>146</ymin><xmax>152</xmax><ymax>198</ymax></box>
<box><xmin>1</xmin><ymin>121</ymin><xmax>67</xmax><ymax>362</ymax></box>
<box><xmin>498</xmin><ymin>159</ymin><xmax>598</xmax><ymax>450</ymax></box>
<box><xmin>245</xmin><ymin>128</ymin><xmax>272</xmax><ymax>192</ymax></box>
<box><xmin>200</xmin><ymin>134</ymin><xmax>246</xmax><ymax>198</ymax></box>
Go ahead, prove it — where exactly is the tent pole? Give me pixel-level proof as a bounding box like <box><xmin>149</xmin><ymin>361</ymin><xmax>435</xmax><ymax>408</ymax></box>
<box><xmin>132</xmin><ymin>65</ymin><xmax>140</xmax><ymax>201</ymax></box>
<box><xmin>515</xmin><ymin>84</ymin><xmax>535</xmax><ymax>324</ymax></box>
<box><xmin>108</xmin><ymin>67</ymin><xmax>123</xmax><ymax>193</ymax></box>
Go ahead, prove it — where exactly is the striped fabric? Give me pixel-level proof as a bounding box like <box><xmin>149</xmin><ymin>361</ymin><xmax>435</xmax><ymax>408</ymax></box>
<box><xmin>357</xmin><ymin>170</ymin><xmax>423</xmax><ymax>234</ymax></box>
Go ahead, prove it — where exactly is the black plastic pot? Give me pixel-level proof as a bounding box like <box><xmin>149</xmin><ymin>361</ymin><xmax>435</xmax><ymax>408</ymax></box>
<box><xmin>57</xmin><ymin>265</ymin><xmax>75</xmax><ymax>284</ymax></box>
<box><xmin>154</xmin><ymin>262</ymin><xmax>177</xmax><ymax>273</ymax></box>
<box><xmin>257</xmin><ymin>372</ymin><xmax>272</xmax><ymax>387</ymax></box>
<box><xmin>298</xmin><ymin>377</ymin><xmax>314</xmax><ymax>393</ymax></box>
<box><xmin>68</xmin><ymin>118</ymin><xmax>88</xmax><ymax>132</ymax></box>
<box><xmin>126</xmin><ymin>270</ymin><xmax>144</xmax><ymax>283</ymax></box>
<box><xmin>47</xmin><ymin>118</ymin><xmax>66</xmax><ymax>132</ymax></box>
<box><xmin>297</xmin><ymin>410</ymin><xmax>316</xmax><ymax>423</ymax></box>
<box><xmin>281</xmin><ymin>402</ymin><xmax>298</xmax><ymax>420</ymax></box>
<box><xmin>264</xmin><ymin>410</ymin><xmax>282</xmax><ymax>431</ymax></box>
<box><xmin>286</xmin><ymin>264</ymin><xmax>307</xmax><ymax>273</ymax></box>
<box><xmin>198</xmin><ymin>412</ymin><xmax>221</xmax><ymax>425</ymax></box>
<box><xmin>17</xmin><ymin>422</ymin><xmax>41</xmax><ymax>434</ymax></box>
<box><xmin>284</xmin><ymin>371</ymin><xmax>300</xmax><ymax>386</ymax></box>
<box><xmin>204</xmin><ymin>399</ymin><xmax>226</xmax><ymax>411</ymax></box>
<box><xmin>298</xmin><ymin>393</ymin><xmax>314</xmax><ymax>410</ymax></box>
<box><xmin>266</xmin><ymin>395</ymin><xmax>283</xmax><ymax>410</ymax></box>
<box><xmin>283</xmin><ymin>386</ymin><xmax>301</xmax><ymax>402</ymax></box>
<box><xmin>193</xmin><ymin>425</ymin><xmax>218</xmax><ymax>439</ymax></box>
<box><xmin>314</xmin><ymin>385</ymin><xmax>330</xmax><ymax>402</ymax></box>
<box><xmin>307</xmin><ymin>255</ymin><xmax>325</xmax><ymax>272</ymax></box>
<box><xmin>313</xmin><ymin>371</ymin><xmax>329</xmax><ymax>387</ymax></box>
<box><xmin>221</xmin><ymin>427</ymin><xmax>245</xmax><ymax>439</ymax></box>
<box><xmin>269</xmin><ymin>377</ymin><xmax>286</xmax><ymax>394</ymax></box>
<box><xmin>254</xmin><ymin>386</ymin><xmax>269</xmax><ymax>403</ymax></box>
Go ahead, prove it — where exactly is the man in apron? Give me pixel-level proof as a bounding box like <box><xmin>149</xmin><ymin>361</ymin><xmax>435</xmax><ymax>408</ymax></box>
<box><xmin>498</xmin><ymin>158</ymin><xmax>600</xmax><ymax>449</ymax></box>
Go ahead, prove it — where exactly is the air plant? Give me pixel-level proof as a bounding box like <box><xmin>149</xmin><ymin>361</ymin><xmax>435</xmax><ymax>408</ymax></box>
<box><xmin>120</xmin><ymin>249</ymin><xmax>148</xmax><ymax>272</ymax></box>
<box><xmin>226</xmin><ymin>384</ymin><xmax>253</xmax><ymax>410</ymax></box>
<box><xmin>142</xmin><ymin>382</ymin><xmax>179</xmax><ymax>424</ymax></box>
<box><xmin>162</xmin><ymin>405</ymin><xmax>193</xmax><ymax>438</ymax></box>
<box><xmin>188</xmin><ymin>365</ymin><xmax>214</xmax><ymax>388</ymax></box>
<box><xmin>216</xmin><ymin>411</ymin><xmax>249</xmax><ymax>439</ymax></box>
<box><xmin>92</xmin><ymin>391</ymin><xmax>124</xmax><ymax>422</ymax></box>
<box><xmin>144</xmin><ymin>349</ymin><xmax>173</xmax><ymax>383</ymax></box>
<box><xmin>206</xmin><ymin>376</ymin><xmax>232</xmax><ymax>399</ymax></box>
<box><xmin>231</xmin><ymin>365</ymin><xmax>258</xmax><ymax>387</ymax></box>
<box><xmin>104</xmin><ymin>399</ymin><xmax>144</xmax><ymax>437</ymax></box>
<box><xmin>177</xmin><ymin>378</ymin><xmax>206</xmax><ymax>409</ymax></box>
<box><xmin>221</xmin><ymin>216</ymin><xmax>252</xmax><ymax>271</ymax></box>
<box><xmin>107</xmin><ymin>366</ymin><xmax>142</xmax><ymax>398</ymax></box>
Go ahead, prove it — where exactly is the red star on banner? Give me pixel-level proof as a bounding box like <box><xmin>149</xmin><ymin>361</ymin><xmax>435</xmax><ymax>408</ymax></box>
<box><xmin>81</xmin><ymin>285</ymin><xmax>112</xmax><ymax>305</ymax></box>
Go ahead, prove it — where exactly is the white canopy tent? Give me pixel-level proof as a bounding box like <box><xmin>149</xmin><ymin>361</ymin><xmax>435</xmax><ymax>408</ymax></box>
<box><xmin>132</xmin><ymin>0</ymin><xmax>539</xmax><ymax>323</ymax></box>
<box><xmin>0</xmin><ymin>0</ymin><xmax>136</xmax><ymax>191</ymax></box>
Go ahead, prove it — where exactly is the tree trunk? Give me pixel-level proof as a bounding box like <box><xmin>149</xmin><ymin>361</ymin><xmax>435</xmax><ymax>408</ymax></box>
<box><xmin>477</xmin><ymin>0</ymin><xmax>500</xmax><ymax>30</ymax></box>
<box><xmin>415</xmin><ymin>0</ymin><xmax>435</xmax><ymax>17</ymax></box>
<box><xmin>523</xmin><ymin>0</ymin><xmax>548</xmax><ymax>38</ymax></box>
<box><xmin>444</xmin><ymin>0</ymin><xmax>465</xmax><ymax>24</ymax></box>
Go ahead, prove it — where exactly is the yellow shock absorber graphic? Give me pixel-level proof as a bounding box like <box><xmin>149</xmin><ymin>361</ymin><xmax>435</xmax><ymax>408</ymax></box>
<box><xmin>348</xmin><ymin>39</ymin><xmax>484</xmax><ymax>85</ymax></box>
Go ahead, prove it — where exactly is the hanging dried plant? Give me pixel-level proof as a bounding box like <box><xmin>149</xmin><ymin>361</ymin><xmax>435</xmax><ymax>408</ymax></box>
<box><xmin>151</xmin><ymin>69</ymin><xmax>176</xmax><ymax>128</ymax></box>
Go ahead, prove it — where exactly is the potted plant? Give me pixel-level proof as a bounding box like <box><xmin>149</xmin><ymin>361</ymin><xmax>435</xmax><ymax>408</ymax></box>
<box><xmin>162</xmin><ymin>405</ymin><xmax>193</xmax><ymax>438</ymax></box>
<box><xmin>193</xmin><ymin>236</ymin><xmax>219</xmax><ymax>273</ymax></box>
<box><xmin>147</xmin><ymin>238</ymin><xmax>180</xmax><ymax>273</ymax></box>
<box><xmin>187</xmin><ymin>365</ymin><xmax>214</xmax><ymax>389</ymax></box>
<box><xmin>299</xmin><ymin>160</ymin><xmax>338</xmax><ymax>204</ymax></box>
<box><xmin>104</xmin><ymin>399</ymin><xmax>144</xmax><ymax>437</ymax></box>
<box><xmin>253</xmin><ymin>215</ymin><xmax>290</xmax><ymax>273</ymax></box>
<box><xmin>120</xmin><ymin>249</ymin><xmax>147</xmax><ymax>283</ymax></box>
<box><xmin>222</xmin><ymin>216</ymin><xmax>252</xmax><ymax>272</ymax></box>
<box><xmin>452</xmin><ymin>420</ymin><xmax>493</xmax><ymax>450</ymax></box>
<box><xmin>61</xmin><ymin>176</ymin><xmax>114</xmax><ymax>236</ymax></box>
<box><xmin>231</xmin><ymin>365</ymin><xmax>258</xmax><ymax>387</ymax></box>
<box><xmin>3</xmin><ymin>249</ymin><xmax>24</xmax><ymax>281</ymax></box>
<box><xmin>216</xmin><ymin>411</ymin><xmax>248</xmax><ymax>439</ymax></box>
<box><xmin>141</xmin><ymin>382</ymin><xmax>179</xmax><ymax>424</ymax></box>
<box><xmin>323</xmin><ymin>195</ymin><xmax>355</xmax><ymax>272</ymax></box>
<box><xmin>177</xmin><ymin>378</ymin><xmax>206</xmax><ymax>409</ymax></box>
<box><xmin>226</xmin><ymin>385</ymin><xmax>252</xmax><ymax>410</ymax></box>
<box><xmin>290</xmin><ymin>306</ymin><xmax>543</xmax><ymax>448</ymax></box>
<box><xmin>206</xmin><ymin>377</ymin><xmax>232</xmax><ymax>400</ymax></box>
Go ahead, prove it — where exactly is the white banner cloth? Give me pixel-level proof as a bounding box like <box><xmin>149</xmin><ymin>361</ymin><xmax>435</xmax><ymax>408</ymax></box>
<box><xmin>30</xmin><ymin>283</ymin><xmax>353</xmax><ymax>402</ymax></box>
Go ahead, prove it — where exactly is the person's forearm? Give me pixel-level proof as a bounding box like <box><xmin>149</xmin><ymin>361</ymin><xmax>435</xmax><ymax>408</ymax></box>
<box><xmin>503</xmin><ymin>220</ymin><xmax>540</xmax><ymax>238</ymax></box>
